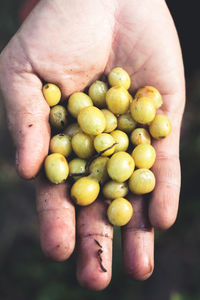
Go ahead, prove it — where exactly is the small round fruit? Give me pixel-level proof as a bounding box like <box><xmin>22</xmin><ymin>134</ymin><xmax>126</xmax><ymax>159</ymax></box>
<box><xmin>67</xmin><ymin>92</ymin><xmax>93</xmax><ymax>118</ymax></box>
<box><xmin>89</xmin><ymin>157</ymin><xmax>109</xmax><ymax>184</ymax></box>
<box><xmin>72</xmin><ymin>132</ymin><xmax>94</xmax><ymax>159</ymax></box>
<box><xmin>107</xmin><ymin>151</ymin><xmax>135</xmax><ymax>182</ymax></box>
<box><xmin>78</xmin><ymin>106</ymin><xmax>106</xmax><ymax>135</ymax></box>
<box><xmin>101</xmin><ymin>109</ymin><xmax>117</xmax><ymax>133</ymax></box>
<box><xmin>110</xmin><ymin>130</ymin><xmax>129</xmax><ymax>152</ymax></box>
<box><xmin>117</xmin><ymin>113</ymin><xmax>136</xmax><ymax>133</ymax></box>
<box><xmin>50</xmin><ymin>133</ymin><xmax>72</xmax><ymax>157</ymax></box>
<box><xmin>129</xmin><ymin>169</ymin><xmax>155</xmax><ymax>195</ymax></box>
<box><xmin>130</xmin><ymin>97</ymin><xmax>156</xmax><ymax>124</ymax></box>
<box><xmin>149</xmin><ymin>114</ymin><xmax>171</xmax><ymax>139</ymax></box>
<box><xmin>107</xmin><ymin>198</ymin><xmax>133</xmax><ymax>226</ymax></box>
<box><xmin>88</xmin><ymin>80</ymin><xmax>108</xmax><ymax>107</ymax></box>
<box><xmin>94</xmin><ymin>133</ymin><xmax>115</xmax><ymax>156</ymax></box>
<box><xmin>43</xmin><ymin>83</ymin><xmax>61</xmax><ymax>107</ymax></box>
<box><xmin>130</xmin><ymin>128</ymin><xmax>151</xmax><ymax>145</ymax></box>
<box><xmin>64</xmin><ymin>123</ymin><xmax>82</xmax><ymax>138</ymax></box>
<box><xmin>135</xmin><ymin>86</ymin><xmax>163</xmax><ymax>109</ymax></box>
<box><xmin>131</xmin><ymin>144</ymin><xmax>156</xmax><ymax>169</ymax></box>
<box><xmin>69</xmin><ymin>158</ymin><xmax>87</xmax><ymax>180</ymax></box>
<box><xmin>106</xmin><ymin>86</ymin><xmax>130</xmax><ymax>115</ymax></box>
<box><xmin>49</xmin><ymin>105</ymin><xmax>68</xmax><ymax>130</ymax></box>
<box><xmin>71</xmin><ymin>176</ymin><xmax>100</xmax><ymax>206</ymax></box>
<box><xmin>44</xmin><ymin>153</ymin><xmax>69</xmax><ymax>184</ymax></box>
<box><xmin>102</xmin><ymin>181</ymin><xmax>128</xmax><ymax>199</ymax></box>
<box><xmin>108</xmin><ymin>67</ymin><xmax>131</xmax><ymax>90</ymax></box>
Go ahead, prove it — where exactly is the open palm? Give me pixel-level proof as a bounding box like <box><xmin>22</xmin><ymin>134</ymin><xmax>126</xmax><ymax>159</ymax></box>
<box><xmin>0</xmin><ymin>0</ymin><xmax>185</xmax><ymax>290</ymax></box>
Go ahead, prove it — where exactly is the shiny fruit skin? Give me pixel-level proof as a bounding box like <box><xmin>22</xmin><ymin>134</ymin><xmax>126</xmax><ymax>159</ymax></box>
<box><xmin>43</xmin><ymin>83</ymin><xmax>61</xmax><ymax>107</ymax></box>
<box><xmin>44</xmin><ymin>153</ymin><xmax>69</xmax><ymax>184</ymax></box>
<box><xmin>69</xmin><ymin>158</ymin><xmax>87</xmax><ymax>180</ymax></box>
<box><xmin>108</xmin><ymin>67</ymin><xmax>131</xmax><ymax>90</ymax></box>
<box><xmin>94</xmin><ymin>133</ymin><xmax>115</xmax><ymax>156</ymax></box>
<box><xmin>130</xmin><ymin>97</ymin><xmax>156</xmax><ymax>124</ymax></box>
<box><xmin>101</xmin><ymin>109</ymin><xmax>117</xmax><ymax>133</ymax></box>
<box><xmin>107</xmin><ymin>198</ymin><xmax>133</xmax><ymax>226</ymax></box>
<box><xmin>117</xmin><ymin>112</ymin><xmax>137</xmax><ymax>133</ymax></box>
<box><xmin>78</xmin><ymin>106</ymin><xmax>106</xmax><ymax>135</ymax></box>
<box><xmin>107</xmin><ymin>151</ymin><xmax>135</xmax><ymax>182</ymax></box>
<box><xmin>64</xmin><ymin>123</ymin><xmax>82</xmax><ymax>138</ymax></box>
<box><xmin>88</xmin><ymin>80</ymin><xmax>108</xmax><ymax>107</ymax></box>
<box><xmin>106</xmin><ymin>86</ymin><xmax>130</xmax><ymax>115</ymax></box>
<box><xmin>102</xmin><ymin>181</ymin><xmax>128</xmax><ymax>199</ymax></box>
<box><xmin>71</xmin><ymin>132</ymin><xmax>94</xmax><ymax>159</ymax></box>
<box><xmin>135</xmin><ymin>86</ymin><xmax>163</xmax><ymax>109</ymax></box>
<box><xmin>71</xmin><ymin>176</ymin><xmax>100</xmax><ymax>206</ymax></box>
<box><xmin>49</xmin><ymin>105</ymin><xmax>68</xmax><ymax>130</ymax></box>
<box><xmin>49</xmin><ymin>133</ymin><xmax>72</xmax><ymax>157</ymax></box>
<box><xmin>149</xmin><ymin>114</ymin><xmax>171</xmax><ymax>139</ymax></box>
<box><xmin>89</xmin><ymin>156</ymin><xmax>109</xmax><ymax>184</ymax></box>
<box><xmin>130</xmin><ymin>128</ymin><xmax>151</xmax><ymax>145</ymax></box>
<box><xmin>110</xmin><ymin>130</ymin><xmax>129</xmax><ymax>152</ymax></box>
<box><xmin>67</xmin><ymin>92</ymin><xmax>93</xmax><ymax>118</ymax></box>
<box><xmin>131</xmin><ymin>144</ymin><xmax>156</xmax><ymax>169</ymax></box>
<box><xmin>129</xmin><ymin>168</ymin><xmax>155</xmax><ymax>195</ymax></box>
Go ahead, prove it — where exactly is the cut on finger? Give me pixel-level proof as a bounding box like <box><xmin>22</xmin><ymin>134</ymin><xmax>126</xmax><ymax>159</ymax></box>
<box><xmin>76</xmin><ymin>199</ymin><xmax>113</xmax><ymax>291</ymax></box>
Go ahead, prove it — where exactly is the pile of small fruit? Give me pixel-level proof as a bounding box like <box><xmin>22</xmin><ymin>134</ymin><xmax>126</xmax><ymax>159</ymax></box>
<box><xmin>42</xmin><ymin>67</ymin><xmax>171</xmax><ymax>227</ymax></box>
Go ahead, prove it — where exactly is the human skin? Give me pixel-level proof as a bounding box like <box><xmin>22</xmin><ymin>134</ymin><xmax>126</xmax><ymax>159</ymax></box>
<box><xmin>0</xmin><ymin>0</ymin><xmax>185</xmax><ymax>291</ymax></box>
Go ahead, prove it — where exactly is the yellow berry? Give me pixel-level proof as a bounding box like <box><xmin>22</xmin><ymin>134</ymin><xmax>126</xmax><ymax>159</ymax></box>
<box><xmin>69</xmin><ymin>158</ymin><xmax>87</xmax><ymax>180</ymax></box>
<box><xmin>131</xmin><ymin>144</ymin><xmax>156</xmax><ymax>169</ymax></box>
<box><xmin>149</xmin><ymin>114</ymin><xmax>171</xmax><ymax>139</ymax></box>
<box><xmin>64</xmin><ymin>123</ymin><xmax>82</xmax><ymax>138</ymax></box>
<box><xmin>49</xmin><ymin>133</ymin><xmax>72</xmax><ymax>157</ymax></box>
<box><xmin>88</xmin><ymin>80</ymin><xmax>108</xmax><ymax>107</ymax></box>
<box><xmin>130</xmin><ymin>97</ymin><xmax>156</xmax><ymax>124</ymax></box>
<box><xmin>110</xmin><ymin>130</ymin><xmax>129</xmax><ymax>152</ymax></box>
<box><xmin>71</xmin><ymin>176</ymin><xmax>100</xmax><ymax>206</ymax></box>
<box><xmin>49</xmin><ymin>105</ymin><xmax>68</xmax><ymax>130</ymax></box>
<box><xmin>94</xmin><ymin>133</ymin><xmax>115</xmax><ymax>156</ymax></box>
<box><xmin>101</xmin><ymin>109</ymin><xmax>117</xmax><ymax>133</ymax></box>
<box><xmin>106</xmin><ymin>86</ymin><xmax>130</xmax><ymax>115</ymax></box>
<box><xmin>130</xmin><ymin>128</ymin><xmax>151</xmax><ymax>145</ymax></box>
<box><xmin>89</xmin><ymin>157</ymin><xmax>109</xmax><ymax>184</ymax></box>
<box><xmin>108</xmin><ymin>67</ymin><xmax>131</xmax><ymax>90</ymax></box>
<box><xmin>43</xmin><ymin>83</ymin><xmax>61</xmax><ymax>107</ymax></box>
<box><xmin>102</xmin><ymin>181</ymin><xmax>128</xmax><ymax>199</ymax></box>
<box><xmin>78</xmin><ymin>106</ymin><xmax>106</xmax><ymax>135</ymax></box>
<box><xmin>44</xmin><ymin>153</ymin><xmax>69</xmax><ymax>184</ymax></box>
<box><xmin>107</xmin><ymin>151</ymin><xmax>135</xmax><ymax>182</ymax></box>
<box><xmin>67</xmin><ymin>92</ymin><xmax>93</xmax><ymax>118</ymax></box>
<box><xmin>107</xmin><ymin>198</ymin><xmax>133</xmax><ymax>226</ymax></box>
<box><xmin>117</xmin><ymin>112</ymin><xmax>137</xmax><ymax>133</ymax></box>
<box><xmin>71</xmin><ymin>132</ymin><xmax>94</xmax><ymax>159</ymax></box>
<box><xmin>129</xmin><ymin>169</ymin><xmax>155</xmax><ymax>195</ymax></box>
<box><xmin>135</xmin><ymin>86</ymin><xmax>163</xmax><ymax>109</ymax></box>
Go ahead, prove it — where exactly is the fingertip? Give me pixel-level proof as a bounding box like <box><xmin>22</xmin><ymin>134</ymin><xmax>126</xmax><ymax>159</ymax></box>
<box><xmin>124</xmin><ymin>253</ymin><xmax>154</xmax><ymax>281</ymax></box>
<box><xmin>77</xmin><ymin>266</ymin><xmax>111</xmax><ymax>291</ymax></box>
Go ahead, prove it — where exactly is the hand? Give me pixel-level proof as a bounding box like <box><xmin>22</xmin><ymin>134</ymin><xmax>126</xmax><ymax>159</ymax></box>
<box><xmin>0</xmin><ymin>0</ymin><xmax>185</xmax><ymax>290</ymax></box>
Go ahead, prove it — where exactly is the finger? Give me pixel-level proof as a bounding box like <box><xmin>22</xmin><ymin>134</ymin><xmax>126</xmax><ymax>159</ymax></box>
<box><xmin>35</xmin><ymin>175</ymin><xmax>75</xmax><ymax>261</ymax></box>
<box><xmin>76</xmin><ymin>199</ymin><xmax>113</xmax><ymax>291</ymax></box>
<box><xmin>149</xmin><ymin>111</ymin><xmax>181</xmax><ymax>230</ymax></box>
<box><xmin>0</xmin><ymin>46</ymin><xmax>50</xmax><ymax>179</ymax></box>
<box><xmin>121</xmin><ymin>196</ymin><xmax>154</xmax><ymax>280</ymax></box>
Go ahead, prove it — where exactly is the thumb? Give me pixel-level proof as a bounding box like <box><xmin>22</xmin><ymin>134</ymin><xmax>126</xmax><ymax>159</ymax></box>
<box><xmin>0</xmin><ymin>46</ymin><xmax>50</xmax><ymax>179</ymax></box>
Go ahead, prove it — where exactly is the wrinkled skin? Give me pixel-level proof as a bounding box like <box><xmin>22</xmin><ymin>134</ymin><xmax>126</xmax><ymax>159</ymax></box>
<box><xmin>0</xmin><ymin>0</ymin><xmax>185</xmax><ymax>291</ymax></box>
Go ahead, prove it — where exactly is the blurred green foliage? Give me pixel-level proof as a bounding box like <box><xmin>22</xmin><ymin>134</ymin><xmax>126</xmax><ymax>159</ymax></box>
<box><xmin>0</xmin><ymin>1</ymin><xmax>200</xmax><ymax>300</ymax></box>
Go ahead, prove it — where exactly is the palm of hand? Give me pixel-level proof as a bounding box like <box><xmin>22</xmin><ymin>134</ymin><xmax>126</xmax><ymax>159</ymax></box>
<box><xmin>0</xmin><ymin>0</ymin><xmax>185</xmax><ymax>290</ymax></box>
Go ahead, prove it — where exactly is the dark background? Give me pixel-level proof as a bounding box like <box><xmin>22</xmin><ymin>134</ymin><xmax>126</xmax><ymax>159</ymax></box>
<box><xmin>1</xmin><ymin>1</ymin><xmax>200</xmax><ymax>299</ymax></box>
